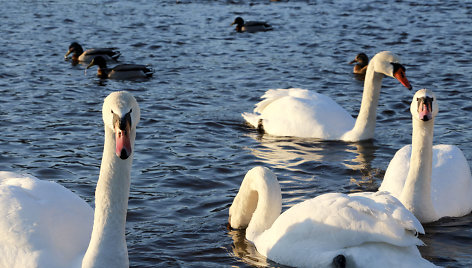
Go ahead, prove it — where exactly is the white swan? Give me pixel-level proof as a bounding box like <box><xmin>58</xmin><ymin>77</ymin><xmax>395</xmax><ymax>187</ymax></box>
<box><xmin>229</xmin><ymin>166</ymin><xmax>436</xmax><ymax>268</ymax></box>
<box><xmin>379</xmin><ymin>89</ymin><xmax>472</xmax><ymax>223</ymax></box>
<box><xmin>242</xmin><ymin>51</ymin><xmax>412</xmax><ymax>141</ymax></box>
<box><xmin>0</xmin><ymin>91</ymin><xmax>140</xmax><ymax>268</ymax></box>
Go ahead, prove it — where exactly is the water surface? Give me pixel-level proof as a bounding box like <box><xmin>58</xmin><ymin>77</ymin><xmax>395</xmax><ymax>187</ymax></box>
<box><xmin>1</xmin><ymin>0</ymin><xmax>472</xmax><ymax>267</ymax></box>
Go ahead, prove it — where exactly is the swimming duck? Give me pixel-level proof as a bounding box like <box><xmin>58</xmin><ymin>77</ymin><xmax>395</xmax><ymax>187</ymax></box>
<box><xmin>86</xmin><ymin>56</ymin><xmax>153</xmax><ymax>80</ymax></box>
<box><xmin>64</xmin><ymin>42</ymin><xmax>121</xmax><ymax>64</ymax></box>
<box><xmin>231</xmin><ymin>17</ymin><xmax>273</xmax><ymax>33</ymax></box>
<box><xmin>379</xmin><ymin>89</ymin><xmax>472</xmax><ymax>223</ymax></box>
<box><xmin>229</xmin><ymin>166</ymin><xmax>436</xmax><ymax>268</ymax></box>
<box><xmin>349</xmin><ymin>53</ymin><xmax>369</xmax><ymax>75</ymax></box>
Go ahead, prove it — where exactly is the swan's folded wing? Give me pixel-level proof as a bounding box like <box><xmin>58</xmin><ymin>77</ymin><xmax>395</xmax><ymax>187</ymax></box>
<box><xmin>244</xmin><ymin>88</ymin><xmax>354</xmax><ymax>138</ymax></box>
<box><xmin>255</xmin><ymin>192</ymin><xmax>423</xmax><ymax>254</ymax></box>
<box><xmin>379</xmin><ymin>145</ymin><xmax>412</xmax><ymax>197</ymax></box>
<box><xmin>254</xmin><ymin>88</ymin><xmax>294</xmax><ymax>113</ymax></box>
<box><xmin>0</xmin><ymin>172</ymin><xmax>93</xmax><ymax>268</ymax></box>
<box><xmin>253</xmin><ymin>192</ymin><xmax>426</xmax><ymax>268</ymax></box>
<box><xmin>431</xmin><ymin>144</ymin><xmax>472</xmax><ymax>217</ymax></box>
<box><xmin>351</xmin><ymin>191</ymin><xmax>424</xmax><ymax>235</ymax></box>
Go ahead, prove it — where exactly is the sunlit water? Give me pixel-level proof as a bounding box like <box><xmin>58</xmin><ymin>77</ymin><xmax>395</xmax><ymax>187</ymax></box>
<box><xmin>1</xmin><ymin>0</ymin><xmax>472</xmax><ymax>267</ymax></box>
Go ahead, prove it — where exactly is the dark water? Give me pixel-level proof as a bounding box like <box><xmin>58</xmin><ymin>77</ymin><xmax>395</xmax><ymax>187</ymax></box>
<box><xmin>1</xmin><ymin>0</ymin><xmax>472</xmax><ymax>267</ymax></box>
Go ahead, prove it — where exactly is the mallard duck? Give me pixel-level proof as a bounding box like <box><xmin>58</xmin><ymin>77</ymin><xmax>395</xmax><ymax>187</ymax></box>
<box><xmin>86</xmin><ymin>56</ymin><xmax>153</xmax><ymax>80</ymax></box>
<box><xmin>231</xmin><ymin>17</ymin><xmax>273</xmax><ymax>33</ymax></box>
<box><xmin>65</xmin><ymin>42</ymin><xmax>121</xmax><ymax>64</ymax></box>
<box><xmin>349</xmin><ymin>53</ymin><xmax>369</xmax><ymax>75</ymax></box>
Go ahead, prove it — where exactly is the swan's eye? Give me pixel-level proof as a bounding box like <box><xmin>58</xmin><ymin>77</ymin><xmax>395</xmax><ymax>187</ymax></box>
<box><xmin>417</xmin><ymin>97</ymin><xmax>434</xmax><ymax>112</ymax></box>
<box><xmin>391</xmin><ymin>63</ymin><xmax>406</xmax><ymax>74</ymax></box>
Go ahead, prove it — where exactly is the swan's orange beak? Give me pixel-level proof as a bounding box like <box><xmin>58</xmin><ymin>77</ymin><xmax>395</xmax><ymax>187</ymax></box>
<box><xmin>394</xmin><ymin>67</ymin><xmax>412</xmax><ymax>90</ymax></box>
<box><xmin>114</xmin><ymin>118</ymin><xmax>132</xmax><ymax>160</ymax></box>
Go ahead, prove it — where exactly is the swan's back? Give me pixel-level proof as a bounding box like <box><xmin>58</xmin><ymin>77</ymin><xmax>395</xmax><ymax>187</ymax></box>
<box><xmin>0</xmin><ymin>171</ymin><xmax>93</xmax><ymax>268</ymax></box>
<box><xmin>242</xmin><ymin>88</ymin><xmax>354</xmax><ymax>138</ymax></box>
<box><xmin>253</xmin><ymin>191</ymin><xmax>430</xmax><ymax>267</ymax></box>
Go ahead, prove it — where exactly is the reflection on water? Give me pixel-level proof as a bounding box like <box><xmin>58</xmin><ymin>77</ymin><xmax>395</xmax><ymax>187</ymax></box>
<box><xmin>342</xmin><ymin>141</ymin><xmax>376</xmax><ymax>171</ymax></box>
<box><xmin>246</xmin><ymin>133</ymin><xmax>325</xmax><ymax>171</ymax></box>
<box><xmin>228</xmin><ymin>228</ymin><xmax>271</xmax><ymax>268</ymax></box>
<box><xmin>420</xmin><ymin>214</ymin><xmax>472</xmax><ymax>267</ymax></box>
<box><xmin>247</xmin><ymin>133</ymin><xmax>381</xmax><ymax>192</ymax></box>
<box><xmin>343</xmin><ymin>141</ymin><xmax>381</xmax><ymax>192</ymax></box>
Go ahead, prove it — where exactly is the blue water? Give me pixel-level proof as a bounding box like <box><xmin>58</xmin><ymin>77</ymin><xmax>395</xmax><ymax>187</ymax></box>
<box><xmin>1</xmin><ymin>0</ymin><xmax>472</xmax><ymax>267</ymax></box>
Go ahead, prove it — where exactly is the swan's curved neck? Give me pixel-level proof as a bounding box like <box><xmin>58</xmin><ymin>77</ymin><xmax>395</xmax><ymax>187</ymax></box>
<box><xmin>230</xmin><ymin>168</ymin><xmax>281</xmax><ymax>242</ymax></box>
<box><xmin>82</xmin><ymin>126</ymin><xmax>134</xmax><ymax>268</ymax></box>
<box><xmin>399</xmin><ymin>118</ymin><xmax>437</xmax><ymax>223</ymax></box>
<box><xmin>349</xmin><ymin>64</ymin><xmax>384</xmax><ymax>140</ymax></box>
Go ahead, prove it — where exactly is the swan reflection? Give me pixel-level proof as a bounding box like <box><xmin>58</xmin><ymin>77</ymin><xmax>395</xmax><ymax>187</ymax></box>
<box><xmin>227</xmin><ymin>228</ymin><xmax>273</xmax><ymax>267</ymax></box>
<box><xmin>246</xmin><ymin>133</ymin><xmax>380</xmax><ymax>192</ymax></box>
<box><xmin>343</xmin><ymin>141</ymin><xmax>381</xmax><ymax>192</ymax></box>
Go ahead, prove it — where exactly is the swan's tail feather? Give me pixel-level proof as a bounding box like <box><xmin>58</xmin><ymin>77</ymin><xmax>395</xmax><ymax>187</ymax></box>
<box><xmin>242</xmin><ymin>112</ymin><xmax>261</xmax><ymax>129</ymax></box>
<box><xmin>244</xmin><ymin>88</ymin><xmax>308</xmax><ymax>131</ymax></box>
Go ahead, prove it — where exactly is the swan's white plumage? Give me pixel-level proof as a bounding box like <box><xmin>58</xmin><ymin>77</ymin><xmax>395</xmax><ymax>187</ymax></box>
<box><xmin>379</xmin><ymin>89</ymin><xmax>472</xmax><ymax>222</ymax></box>
<box><xmin>229</xmin><ymin>167</ymin><xmax>436</xmax><ymax>268</ymax></box>
<box><xmin>0</xmin><ymin>91</ymin><xmax>139</xmax><ymax>268</ymax></box>
<box><xmin>0</xmin><ymin>172</ymin><xmax>93</xmax><ymax>268</ymax></box>
<box><xmin>380</xmin><ymin>144</ymin><xmax>472</xmax><ymax>220</ymax></box>
<box><xmin>242</xmin><ymin>88</ymin><xmax>354</xmax><ymax>139</ymax></box>
<box><xmin>242</xmin><ymin>51</ymin><xmax>412</xmax><ymax>141</ymax></box>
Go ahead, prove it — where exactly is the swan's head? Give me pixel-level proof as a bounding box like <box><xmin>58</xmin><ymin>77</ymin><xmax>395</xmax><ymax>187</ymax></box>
<box><xmin>371</xmin><ymin>51</ymin><xmax>412</xmax><ymax>90</ymax></box>
<box><xmin>411</xmin><ymin>88</ymin><xmax>437</xmax><ymax>122</ymax></box>
<box><xmin>228</xmin><ymin>167</ymin><xmax>282</xmax><ymax>240</ymax></box>
<box><xmin>102</xmin><ymin>91</ymin><xmax>140</xmax><ymax>160</ymax></box>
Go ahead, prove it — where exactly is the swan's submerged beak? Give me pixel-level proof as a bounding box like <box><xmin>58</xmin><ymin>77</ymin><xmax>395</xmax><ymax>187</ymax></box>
<box><xmin>114</xmin><ymin>112</ymin><xmax>132</xmax><ymax>159</ymax></box>
<box><xmin>393</xmin><ymin>64</ymin><xmax>412</xmax><ymax>90</ymax></box>
<box><xmin>417</xmin><ymin>96</ymin><xmax>433</xmax><ymax>121</ymax></box>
